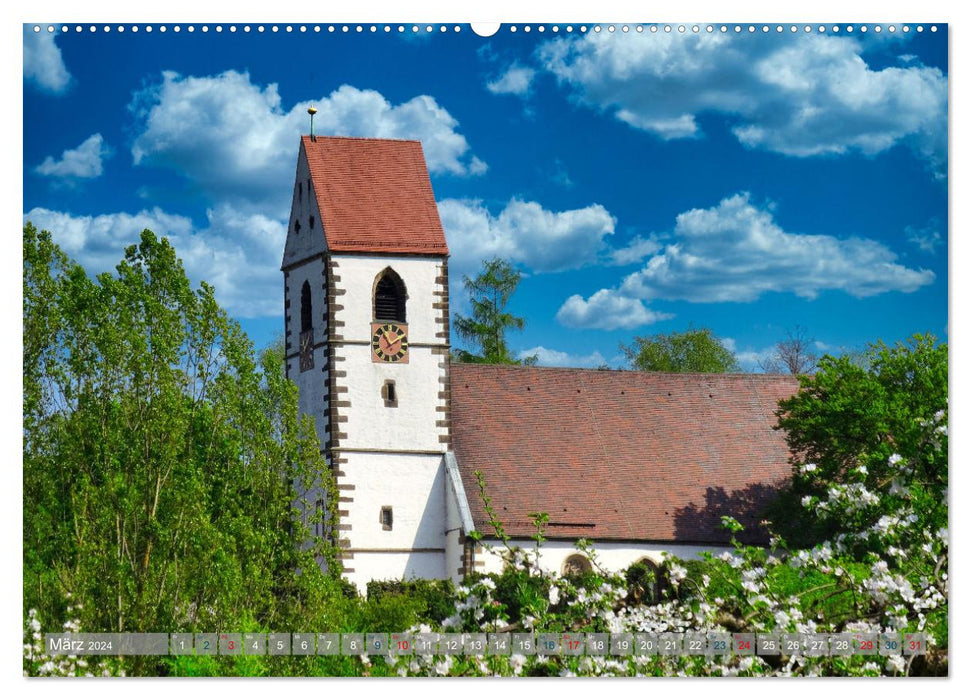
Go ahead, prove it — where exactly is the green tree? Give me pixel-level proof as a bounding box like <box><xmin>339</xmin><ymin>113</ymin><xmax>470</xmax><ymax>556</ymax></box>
<box><xmin>23</xmin><ymin>225</ymin><xmax>340</xmax><ymax>652</ymax></box>
<box><xmin>622</xmin><ymin>327</ymin><xmax>740</xmax><ymax>373</ymax></box>
<box><xmin>453</xmin><ymin>258</ymin><xmax>534</xmax><ymax>365</ymax></box>
<box><xmin>769</xmin><ymin>333</ymin><xmax>947</xmax><ymax>547</ymax></box>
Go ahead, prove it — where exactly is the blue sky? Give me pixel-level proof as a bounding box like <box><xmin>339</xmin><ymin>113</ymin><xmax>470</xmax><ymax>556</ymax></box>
<box><xmin>23</xmin><ymin>22</ymin><xmax>948</xmax><ymax>370</ymax></box>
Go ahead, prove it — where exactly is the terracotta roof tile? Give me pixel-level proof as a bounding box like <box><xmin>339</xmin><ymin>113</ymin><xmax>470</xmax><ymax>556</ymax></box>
<box><xmin>303</xmin><ymin>135</ymin><xmax>448</xmax><ymax>255</ymax></box>
<box><xmin>450</xmin><ymin>365</ymin><xmax>800</xmax><ymax>545</ymax></box>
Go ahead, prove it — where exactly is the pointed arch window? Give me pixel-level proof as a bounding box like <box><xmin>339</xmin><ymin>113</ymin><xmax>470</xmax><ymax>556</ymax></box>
<box><xmin>373</xmin><ymin>268</ymin><xmax>407</xmax><ymax>323</ymax></box>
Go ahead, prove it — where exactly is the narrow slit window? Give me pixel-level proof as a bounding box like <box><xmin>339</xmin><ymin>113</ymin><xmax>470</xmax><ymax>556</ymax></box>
<box><xmin>382</xmin><ymin>380</ymin><xmax>398</xmax><ymax>407</ymax></box>
<box><xmin>309</xmin><ymin>215</ymin><xmax>315</xmax><ymax>229</ymax></box>
<box><xmin>294</xmin><ymin>219</ymin><xmax>301</xmax><ymax>234</ymax></box>
<box><xmin>301</xmin><ymin>281</ymin><xmax>313</xmax><ymax>333</ymax></box>
<box><xmin>380</xmin><ymin>506</ymin><xmax>393</xmax><ymax>530</ymax></box>
<box><xmin>298</xmin><ymin>182</ymin><xmax>302</xmax><ymax>202</ymax></box>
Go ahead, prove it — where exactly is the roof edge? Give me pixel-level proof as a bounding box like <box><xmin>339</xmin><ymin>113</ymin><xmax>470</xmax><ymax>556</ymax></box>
<box><xmin>444</xmin><ymin>452</ymin><xmax>476</xmax><ymax>535</ymax></box>
<box><xmin>447</xmin><ymin>362</ymin><xmax>802</xmax><ymax>380</ymax></box>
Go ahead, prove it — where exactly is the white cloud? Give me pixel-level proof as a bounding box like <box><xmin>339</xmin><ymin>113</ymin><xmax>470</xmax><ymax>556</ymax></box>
<box><xmin>722</xmin><ymin>338</ymin><xmax>776</xmax><ymax>372</ymax></box>
<box><xmin>129</xmin><ymin>70</ymin><xmax>484</xmax><ymax>216</ymax></box>
<box><xmin>437</xmin><ymin>197</ymin><xmax>616</xmax><ymax>274</ymax></box>
<box><xmin>24</xmin><ymin>205</ymin><xmax>285</xmax><ymax>318</ymax></box>
<box><xmin>36</xmin><ymin>134</ymin><xmax>111</xmax><ymax>179</ymax></box>
<box><xmin>539</xmin><ymin>32</ymin><xmax>946</xmax><ymax>171</ymax></box>
<box><xmin>556</xmin><ymin>289</ymin><xmax>672</xmax><ymax>331</ymax></box>
<box><xmin>486</xmin><ymin>63</ymin><xmax>536</xmax><ymax>96</ymax></box>
<box><xmin>23</xmin><ymin>27</ymin><xmax>71</xmax><ymax>94</ymax></box>
<box><xmin>518</xmin><ymin>346</ymin><xmax>607</xmax><ymax>368</ymax></box>
<box><xmin>608</xmin><ymin>234</ymin><xmax>661</xmax><ymax>266</ymax></box>
<box><xmin>618</xmin><ymin>192</ymin><xmax>934</xmax><ymax>302</ymax></box>
<box><xmin>906</xmin><ymin>221</ymin><xmax>943</xmax><ymax>254</ymax></box>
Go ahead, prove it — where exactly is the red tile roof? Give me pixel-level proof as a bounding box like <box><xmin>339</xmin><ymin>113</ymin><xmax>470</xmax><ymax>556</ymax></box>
<box><xmin>450</xmin><ymin>365</ymin><xmax>801</xmax><ymax>545</ymax></box>
<box><xmin>302</xmin><ymin>135</ymin><xmax>449</xmax><ymax>255</ymax></box>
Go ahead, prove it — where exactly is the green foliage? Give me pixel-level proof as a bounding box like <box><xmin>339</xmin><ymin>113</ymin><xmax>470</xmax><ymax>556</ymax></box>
<box><xmin>367</xmin><ymin>579</ymin><xmax>456</xmax><ymax>624</ymax></box>
<box><xmin>23</xmin><ymin>224</ymin><xmax>340</xmax><ymax>674</ymax></box>
<box><xmin>453</xmin><ymin>258</ymin><xmax>534</xmax><ymax>365</ymax></box>
<box><xmin>622</xmin><ymin>327</ymin><xmax>741</xmax><ymax>373</ymax></box>
<box><xmin>771</xmin><ymin>333</ymin><xmax>947</xmax><ymax>547</ymax></box>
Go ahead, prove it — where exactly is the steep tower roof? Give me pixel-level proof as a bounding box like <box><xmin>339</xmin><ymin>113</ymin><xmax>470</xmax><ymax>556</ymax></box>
<box><xmin>302</xmin><ymin>135</ymin><xmax>449</xmax><ymax>256</ymax></box>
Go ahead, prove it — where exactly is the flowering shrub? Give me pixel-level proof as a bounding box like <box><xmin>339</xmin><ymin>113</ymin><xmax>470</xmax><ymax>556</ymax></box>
<box><xmin>374</xmin><ymin>405</ymin><xmax>947</xmax><ymax>677</ymax></box>
<box><xmin>23</xmin><ymin>600</ymin><xmax>125</xmax><ymax>677</ymax></box>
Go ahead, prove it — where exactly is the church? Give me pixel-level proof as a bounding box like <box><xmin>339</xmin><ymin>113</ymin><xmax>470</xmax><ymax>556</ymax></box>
<box><xmin>281</xmin><ymin>134</ymin><xmax>800</xmax><ymax>592</ymax></box>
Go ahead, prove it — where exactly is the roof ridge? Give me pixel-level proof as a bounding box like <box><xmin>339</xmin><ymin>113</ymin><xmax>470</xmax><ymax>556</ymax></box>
<box><xmin>448</xmin><ymin>362</ymin><xmax>800</xmax><ymax>380</ymax></box>
<box><xmin>302</xmin><ymin>134</ymin><xmax>422</xmax><ymax>145</ymax></box>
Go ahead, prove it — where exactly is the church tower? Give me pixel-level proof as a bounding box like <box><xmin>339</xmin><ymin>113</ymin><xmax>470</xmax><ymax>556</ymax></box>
<box><xmin>281</xmin><ymin>135</ymin><xmax>452</xmax><ymax>590</ymax></box>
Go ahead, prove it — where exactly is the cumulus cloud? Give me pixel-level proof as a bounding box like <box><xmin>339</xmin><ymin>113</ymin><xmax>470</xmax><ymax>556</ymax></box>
<box><xmin>35</xmin><ymin>134</ymin><xmax>111</xmax><ymax>179</ymax></box>
<box><xmin>617</xmin><ymin>192</ymin><xmax>934</xmax><ymax>302</ymax></box>
<box><xmin>437</xmin><ymin>197</ymin><xmax>617</xmax><ymax>274</ymax></box>
<box><xmin>23</xmin><ymin>27</ymin><xmax>71</xmax><ymax>94</ymax></box>
<box><xmin>24</xmin><ymin>205</ymin><xmax>285</xmax><ymax>318</ymax></box>
<box><xmin>129</xmin><ymin>70</ymin><xmax>484</xmax><ymax>215</ymax></box>
<box><xmin>607</xmin><ymin>234</ymin><xmax>661</xmax><ymax>266</ymax></box>
<box><xmin>486</xmin><ymin>63</ymin><xmax>536</xmax><ymax>96</ymax></box>
<box><xmin>557</xmin><ymin>192</ymin><xmax>934</xmax><ymax>331</ymax></box>
<box><xmin>539</xmin><ymin>32</ymin><xmax>947</xmax><ymax>172</ymax></box>
<box><xmin>518</xmin><ymin>346</ymin><xmax>608</xmax><ymax>368</ymax></box>
<box><xmin>556</xmin><ymin>289</ymin><xmax>672</xmax><ymax>330</ymax></box>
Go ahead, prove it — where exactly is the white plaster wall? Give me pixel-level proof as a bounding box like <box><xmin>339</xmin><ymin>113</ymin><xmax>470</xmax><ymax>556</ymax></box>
<box><xmin>284</xmin><ymin>259</ymin><xmax>329</xmax><ymax>446</ymax></box>
<box><xmin>343</xmin><ymin>451</ymin><xmax>448</xmax><ymax>592</ymax></box>
<box><xmin>281</xmin><ymin>146</ymin><xmax>326</xmax><ymax>269</ymax></box>
<box><xmin>475</xmin><ymin>540</ymin><xmax>734</xmax><ymax>577</ymax></box>
<box><xmin>339</xmin><ymin>345</ymin><xmax>446</xmax><ymax>451</ymax></box>
<box><xmin>347</xmin><ymin>552</ymin><xmax>446</xmax><ymax>592</ymax></box>
<box><xmin>330</xmin><ymin>254</ymin><xmax>445</xmax><ymax>345</ymax></box>
<box><xmin>344</xmin><ymin>451</ymin><xmax>446</xmax><ymax>548</ymax></box>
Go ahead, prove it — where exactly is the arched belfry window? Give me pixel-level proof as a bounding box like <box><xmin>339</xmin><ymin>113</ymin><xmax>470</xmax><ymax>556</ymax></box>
<box><xmin>373</xmin><ymin>268</ymin><xmax>407</xmax><ymax>323</ymax></box>
<box><xmin>301</xmin><ymin>281</ymin><xmax>313</xmax><ymax>332</ymax></box>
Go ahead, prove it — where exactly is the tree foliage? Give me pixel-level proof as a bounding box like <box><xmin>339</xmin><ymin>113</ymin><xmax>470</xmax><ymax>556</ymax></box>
<box><xmin>770</xmin><ymin>333</ymin><xmax>947</xmax><ymax>547</ymax></box>
<box><xmin>453</xmin><ymin>258</ymin><xmax>534</xmax><ymax>365</ymax></box>
<box><xmin>623</xmin><ymin>327</ymin><xmax>740</xmax><ymax>373</ymax></box>
<box><xmin>23</xmin><ymin>224</ymin><xmax>340</xmax><ymax>648</ymax></box>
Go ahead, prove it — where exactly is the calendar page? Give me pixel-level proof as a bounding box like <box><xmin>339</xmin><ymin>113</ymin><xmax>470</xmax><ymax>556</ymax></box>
<box><xmin>22</xmin><ymin>12</ymin><xmax>948</xmax><ymax>680</ymax></box>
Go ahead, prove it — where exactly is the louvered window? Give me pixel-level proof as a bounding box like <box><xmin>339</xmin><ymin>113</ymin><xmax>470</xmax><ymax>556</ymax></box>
<box><xmin>374</xmin><ymin>269</ymin><xmax>406</xmax><ymax>322</ymax></box>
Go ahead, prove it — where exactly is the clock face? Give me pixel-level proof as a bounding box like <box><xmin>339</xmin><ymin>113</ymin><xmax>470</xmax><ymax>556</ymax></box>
<box><xmin>299</xmin><ymin>329</ymin><xmax>314</xmax><ymax>372</ymax></box>
<box><xmin>371</xmin><ymin>322</ymin><xmax>409</xmax><ymax>363</ymax></box>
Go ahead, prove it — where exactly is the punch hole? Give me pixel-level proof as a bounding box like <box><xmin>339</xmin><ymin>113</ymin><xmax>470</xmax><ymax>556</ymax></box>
<box><xmin>470</xmin><ymin>22</ymin><xmax>502</xmax><ymax>38</ymax></box>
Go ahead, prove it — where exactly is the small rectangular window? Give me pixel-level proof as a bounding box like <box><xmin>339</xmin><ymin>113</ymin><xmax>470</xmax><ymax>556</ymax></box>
<box><xmin>382</xmin><ymin>380</ymin><xmax>398</xmax><ymax>407</ymax></box>
<box><xmin>380</xmin><ymin>506</ymin><xmax>393</xmax><ymax>530</ymax></box>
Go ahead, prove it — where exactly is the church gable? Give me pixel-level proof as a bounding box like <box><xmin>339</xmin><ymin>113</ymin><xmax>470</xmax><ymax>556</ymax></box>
<box><xmin>282</xmin><ymin>140</ymin><xmax>327</xmax><ymax>270</ymax></box>
<box><xmin>449</xmin><ymin>365</ymin><xmax>800</xmax><ymax>546</ymax></box>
